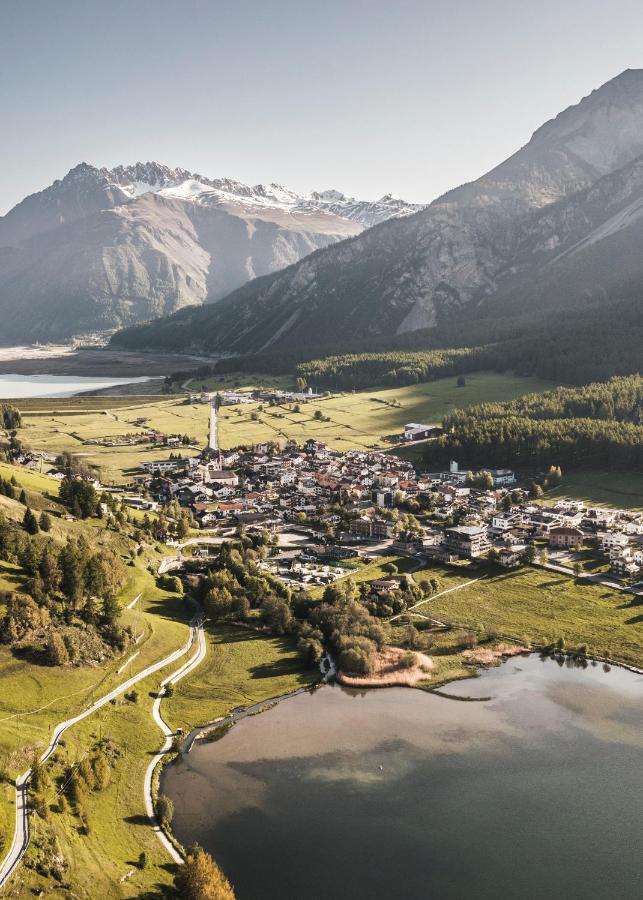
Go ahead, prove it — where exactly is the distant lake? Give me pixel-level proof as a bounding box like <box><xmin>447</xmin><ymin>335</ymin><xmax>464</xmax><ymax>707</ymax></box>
<box><xmin>0</xmin><ymin>374</ymin><xmax>153</xmax><ymax>398</ymax></box>
<box><xmin>163</xmin><ymin>655</ymin><xmax>643</xmax><ymax>900</ymax></box>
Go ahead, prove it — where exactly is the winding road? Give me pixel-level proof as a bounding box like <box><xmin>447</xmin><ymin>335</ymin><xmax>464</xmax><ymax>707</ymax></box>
<box><xmin>0</xmin><ymin>606</ymin><xmax>206</xmax><ymax>890</ymax></box>
<box><xmin>143</xmin><ymin>612</ymin><xmax>207</xmax><ymax>863</ymax></box>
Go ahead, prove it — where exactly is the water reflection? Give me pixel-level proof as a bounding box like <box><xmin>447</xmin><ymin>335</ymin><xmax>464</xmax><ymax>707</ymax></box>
<box><xmin>163</xmin><ymin>655</ymin><xmax>643</xmax><ymax>900</ymax></box>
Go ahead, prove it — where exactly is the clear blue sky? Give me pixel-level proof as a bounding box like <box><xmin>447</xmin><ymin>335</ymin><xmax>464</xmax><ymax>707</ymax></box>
<box><xmin>1</xmin><ymin>0</ymin><xmax>643</xmax><ymax>213</ymax></box>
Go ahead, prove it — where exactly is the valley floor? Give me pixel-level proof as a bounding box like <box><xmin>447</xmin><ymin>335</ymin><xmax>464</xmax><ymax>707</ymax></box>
<box><xmin>1</xmin><ymin>371</ymin><xmax>643</xmax><ymax>897</ymax></box>
<box><xmin>13</xmin><ymin>371</ymin><xmax>554</xmax><ymax>484</ymax></box>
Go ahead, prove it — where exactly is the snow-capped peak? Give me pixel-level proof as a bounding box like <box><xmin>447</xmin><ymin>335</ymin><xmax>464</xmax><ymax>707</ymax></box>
<box><xmin>86</xmin><ymin>161</ymin><xmax>424</xmax><ymax>228</ymax></box>
<box><xmin>310</xmin><ymin>189</ymin><xmax>347</xmax><ymax>202</ymax></box>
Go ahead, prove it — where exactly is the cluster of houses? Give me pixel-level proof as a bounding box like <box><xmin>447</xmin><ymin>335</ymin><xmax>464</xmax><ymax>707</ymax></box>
<box><xmin>188</xmin><ymin>387</ymin><xmax>321</xmax><ymax>406</ymax></box>
<box><xmin>132</xmin><ymin>438</ymin><xmax>643</xmax><ymax>585</ymax></box>
<box><xmin>84</xmin><ymin>431</ymin><xmax>195</xmax><ymax>449</ymax></box>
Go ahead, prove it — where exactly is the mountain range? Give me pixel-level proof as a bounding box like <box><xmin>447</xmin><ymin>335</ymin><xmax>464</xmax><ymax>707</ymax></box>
<box><xmin>112</xmin><ymin>69</ymin><xmax>643</xmax><ymax>363</ymax></box>
<box><xmin>0</xmin><ymin>162</ymin><xmax>420</xmax><ymax>342</ymax></box>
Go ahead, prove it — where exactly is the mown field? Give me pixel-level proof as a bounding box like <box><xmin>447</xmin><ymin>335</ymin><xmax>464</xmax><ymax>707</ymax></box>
<box><xmin>216</xmin><ymin>372</ymin><xmax>555</xmax><ymax>453</ymax></box>
<box><xmin>13</xmin><ymin>372</ymin><xmax>554</xmax><ymax>483</ymax></box>
<box><xmin>415</xmin><ymin>564</ymin><xmax>643</xmax><ymax>668</ymax></box>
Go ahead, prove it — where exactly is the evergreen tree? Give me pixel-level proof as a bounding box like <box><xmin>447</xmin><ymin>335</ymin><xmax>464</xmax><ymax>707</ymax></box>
<box><xmin>46</xmin><ymin>632</ymin><xmax>70</xmax><ymax>666</ymax></box>
<box><xmin>22</xmin><ymin>508</ymin><xmax>39</xmax><ymax>535</ymax></box>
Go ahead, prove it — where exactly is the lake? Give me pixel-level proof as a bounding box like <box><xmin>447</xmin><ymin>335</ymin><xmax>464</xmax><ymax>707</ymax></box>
<box><xmin>0</xmin><ymin>374</ymin><xmax>152</xmax><ymax>398</ymax></box>
<box><xmin>163</xmin><ymin>655</ymin><xmax>643</xmax><ymax>900</ymax></box>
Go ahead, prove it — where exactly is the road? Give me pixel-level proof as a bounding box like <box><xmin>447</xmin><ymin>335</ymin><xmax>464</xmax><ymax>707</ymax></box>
<box><xmin>535</xmin><ymin>559</ymin><xmax>643</xmax><ymax>595</ymax></box>
<box><xmin>0</xmin><ymin>608</ymin><xmax>203</xmax><ymax>890</ymax></box>
<box><xmin>143</xmin><ymin>611</ymin><xmax>207</xmax><ymax>864</ymax></box>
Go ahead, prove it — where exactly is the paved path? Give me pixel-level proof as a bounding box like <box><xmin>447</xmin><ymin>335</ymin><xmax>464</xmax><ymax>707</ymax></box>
<box><xmin>390</xmin><ymin>576</ymin><xmax>486</xmax><ymax>622</ymax></box>
<box><xmin>0</xmin><ymin>609</ymin><xmax>201</xmax><ymax>890</ymax></box>
<box><xmin>126</xmin><ymin>592</ymin><xmax>142</xmax><ymax>610</ymax></box>
<box><xmin>535</xmin><ymin>560</ymin><xmax>643</xmax><ymax>595</ymax></box>
<box><xmin>143</xmin><ymin>612</ymin><xmax>207</xmax><ymax>864</ymax></box>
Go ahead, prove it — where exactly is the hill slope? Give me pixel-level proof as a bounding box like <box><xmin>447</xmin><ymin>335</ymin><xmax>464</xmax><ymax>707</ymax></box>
<box><xmin>0</xmin><ymin>162</ymin><xmax>419</xmax><ymax>342</ymax></box>
<box><xmin>112</xmin><ymin>69</ymin><xmax>643</xmax><ymax>356</ymax></box>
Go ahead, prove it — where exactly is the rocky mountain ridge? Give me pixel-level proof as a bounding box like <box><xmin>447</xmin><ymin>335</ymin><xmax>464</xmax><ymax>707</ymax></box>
<box><xmin>111</xmin><ymin>69</ymin><xmax>643</xmax><ymax>355</ymax></box>
<box><xmin>0</xmin><ymin>162</ymin><xmax>419</xmax><ymax>342</ymax></box>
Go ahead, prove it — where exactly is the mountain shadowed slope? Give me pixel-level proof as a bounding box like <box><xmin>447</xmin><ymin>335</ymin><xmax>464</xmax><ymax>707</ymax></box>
<box><xmin>112</xmin><ymin>69</ymin><xmax>643</xmax><ymax>356</ymax></box>
<box><xmin>0</xmin><ymin>162</ymin><xmax>418</xmax><ymax>342</ymax></box>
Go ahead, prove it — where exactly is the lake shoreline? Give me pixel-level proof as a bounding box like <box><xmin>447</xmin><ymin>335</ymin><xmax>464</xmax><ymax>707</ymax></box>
<box><xmin>161</xmin><ymin>652</ymin><xmax>643</xmax><ymax>900</ymax></box>
<box><xmin>0</xmin><ymin>346</ymin><xmax>216</xmax><ymax>378</ymax></box>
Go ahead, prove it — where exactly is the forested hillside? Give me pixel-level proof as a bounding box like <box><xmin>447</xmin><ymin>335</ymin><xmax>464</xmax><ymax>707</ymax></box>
<box><xmin>429</xmin><ymin>375</ymin><xmax>643</xmax><ymax>471</ymax></box>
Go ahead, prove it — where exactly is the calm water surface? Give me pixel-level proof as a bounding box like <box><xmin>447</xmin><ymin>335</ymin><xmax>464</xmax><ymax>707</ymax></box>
<box><xmin>0</xmin><ymin>374</ymin><xmax>152</xmax><ymax>397</ymax></box>
<box><xmin>163</xmin><ymin>656</ymin><xmax>643</xmax><ymax>900</ymax></box>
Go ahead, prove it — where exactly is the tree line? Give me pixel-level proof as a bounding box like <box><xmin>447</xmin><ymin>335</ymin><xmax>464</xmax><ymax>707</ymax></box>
<box><xmin>430</xmin><ymin>375</ymin><xmax>643</xmax><ymax>470</ymax></box>
<box><xmin>162</xmin><ymin>291</ymin><xmax>643</xmax><ymax>397</ymax></box>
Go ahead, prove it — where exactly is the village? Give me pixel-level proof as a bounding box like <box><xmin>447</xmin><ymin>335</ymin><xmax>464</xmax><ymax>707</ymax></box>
<box><xmin>104</xmin><ymin>400</ymin><xmax>643</xmax><ymax>597</ymax></box>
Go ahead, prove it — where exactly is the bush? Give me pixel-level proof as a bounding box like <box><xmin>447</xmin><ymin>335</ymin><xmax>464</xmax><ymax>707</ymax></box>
<box><xmin>399</xmin><ymin>650</ymin><xmax>417</xmax><ymax>669</ymax></box>
<box><xmin>156</xmin><ymin>793</ymin><xmax>174</xmax><ymax>828</ymax></box>
<box><xmin>336</xmin><ymin>635</ymin><xmax>376</xmax><ymax>675</ymax></box>
<box><xmin>159</xmin><ymin>574</ymin><xmax>183</xmax><ymax>593</ymax></box>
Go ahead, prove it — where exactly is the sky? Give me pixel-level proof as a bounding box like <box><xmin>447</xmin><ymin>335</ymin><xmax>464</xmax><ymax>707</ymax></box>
<box><xmin>1</xmin><ymin>0</ymin><xmax>643</xmax><ymax>213</ymax></box>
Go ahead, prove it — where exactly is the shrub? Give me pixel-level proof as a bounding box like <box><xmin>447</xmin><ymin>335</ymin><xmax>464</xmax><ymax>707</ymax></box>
<box><xmin>399</xmin><ymin>650</ymin><xmax>417</xmax><ymax>669</ymax></box>
<box><xmin>156</xmin><ymin>793</ymin><xmax>174</xmax><ymax>828</ymax></box>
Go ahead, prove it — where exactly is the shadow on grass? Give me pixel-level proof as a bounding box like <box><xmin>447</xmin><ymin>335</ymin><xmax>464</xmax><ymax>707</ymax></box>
<box><xmin>123</xmin><ymin>813</ymin><xmax>150</xmax><ymax>826</ymax></box>
<box><xmin>145</xmin><ymin>593</ymin><xmax>194</xmax><ymax>626</ymax></box>
<box><xmin>248</xmin><ymin>658</ymin><xmax>301</xmax><ymax>680</ymax></box>
<box><xmin>138</xmin><ymin>885</ymin><xmax>176</xmax><ymax>899</ymax></box>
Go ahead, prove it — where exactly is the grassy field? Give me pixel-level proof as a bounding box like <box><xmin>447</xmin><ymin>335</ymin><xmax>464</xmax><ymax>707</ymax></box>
<box><xmin>8</xmin><ymin>624</ymin><xmax>318</xmax><ymax>899</ymax></box>
<box><xmin>167</xmin><ymin>624</ymin><xmax>317</xmax><ymax>734</ymax></box>
<box><xmin>12</xmin><ymin>372</ymin><xmax>553</xmax><ymax>483</ymax></box>
<box><xmin>6</xmin><ymin>665</ymin><xmax>184</xmax><ymax>898</ymax></box>
<box><xmin>216</xmin><ymin>372</ymin><xmax>555</xmax><ymax>453</ymax></box>
<box><xmin>12</xmin><ymin>396</ymin><xmax>167</xmax><ymax>413</ymax></box>
<box><xmin>182</xmin><ymin>372</ymin><xmax>293</xmax><ymax>393</ymax></box>
<box><xmin>0</xmin><ymin>562</ymin><xmax>189</xmax><ymax>853</ymax></box>
<box><xmin>415</xmin><ymin>564</ymin><xmax>643</xmax><ymax>668</ymax></box>
<box><xmin>543</xmin><ymin>471</ymin><xmax>643</xmax><ymax>510</ymax></box>
<box><xmin>0</xmin><ymin>460</ymin><xmax>60</xmax><ymax>498</ymax></box>
<box><xmin>16</xmin><ymin>400</ymin><xmax>204</xmax><ymax>484</ymax></box>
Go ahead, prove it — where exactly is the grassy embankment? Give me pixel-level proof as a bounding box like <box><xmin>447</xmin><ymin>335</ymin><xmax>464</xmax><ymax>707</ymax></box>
<box><xmin>411</xmin><ymin>562</ymin><xmax>643</xmax><ymax>670</ymax></box>
<box><xmin>0</xmin><ymin>511</ymin><xmax>188</xmax><ymax>871</ymax></box>
<box><xmin>14</xmin><ymin>372</ymin><xmax>553</xmax><ymax>483</ymax></box>
<box><xmin>166</xmin><ymin>624</ymin><xmax>317</xmax><ymax>735</ymax></box>
<box><xmin>8</xmin><ymin>621</ymin><xmax>315</xmax><ymax>899</ymax></box>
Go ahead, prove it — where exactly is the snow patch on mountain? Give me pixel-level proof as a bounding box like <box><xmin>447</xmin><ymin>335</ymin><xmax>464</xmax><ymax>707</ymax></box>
<box><xmin>101</xmin><ymin>162</ymin><xmax>423</xmax><ymax>226</ymax></box>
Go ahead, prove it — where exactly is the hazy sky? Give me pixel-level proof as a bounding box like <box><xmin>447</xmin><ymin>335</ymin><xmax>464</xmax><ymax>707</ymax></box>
<box><xmin>1</xmin><ymin>0</ymin><xmax>643</xmax><ymax>213</ymax></box>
